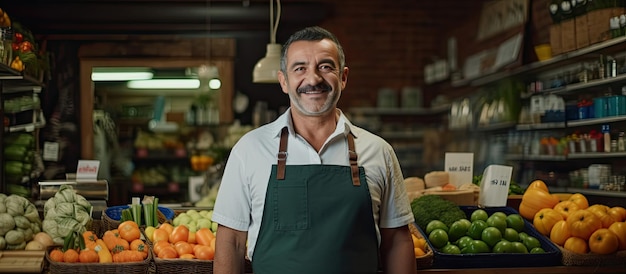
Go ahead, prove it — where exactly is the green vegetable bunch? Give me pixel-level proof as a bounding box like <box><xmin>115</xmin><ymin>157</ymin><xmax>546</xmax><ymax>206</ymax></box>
<box><xmin>0</xmin><ymin>193</ymin><xmax>43</xmax><ymax>250</ymax></box>
<box><xmin>411</xmin><ymin>195</ymin><xmax>466</xmax><ymax>229</ymax></box>
<box><xmin>42</xmin><ymin>185</ymin><xmax>92</xmax><ymax>245</ymax></box>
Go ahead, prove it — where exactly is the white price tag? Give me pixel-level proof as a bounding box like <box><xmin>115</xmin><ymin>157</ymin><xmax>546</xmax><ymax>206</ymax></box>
<box><xmin>76</xmin><ymin>160</ymin><xmax>100</xmax><ymax>181</ymax></box>
<box><xmin>444</xmin><ymin>152</ymin><xmax>474</xmax><ymax>187</ymax></box>
<box><xmin>479</xmin><ymin>164</ymin><xmax>513</xmax><ymax>207</ymax></box>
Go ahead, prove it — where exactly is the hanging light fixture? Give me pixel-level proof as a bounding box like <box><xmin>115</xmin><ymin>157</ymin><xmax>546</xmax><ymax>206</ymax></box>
<box><xmin>253</xmin><ymin>0</ymin><xmax>281</xmax><ymax>83</ymax></box>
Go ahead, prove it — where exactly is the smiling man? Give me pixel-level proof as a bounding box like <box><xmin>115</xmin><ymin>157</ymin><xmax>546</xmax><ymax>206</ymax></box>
<box><xmin>212</xmin><ymin>26</ymin><xmax>416</xmax><ymax>274</ymax></box>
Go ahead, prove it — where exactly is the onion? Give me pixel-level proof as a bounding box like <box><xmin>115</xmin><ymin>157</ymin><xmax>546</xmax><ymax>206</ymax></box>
<box><xmin>33</xmin><ymin>232</ymin><xmax>54</xmax><ymax>248</ymax></box>
<box><xmin>25</xmin><ymin>240</ymin><xmax>45</xmax><ymax>251</ymax></box>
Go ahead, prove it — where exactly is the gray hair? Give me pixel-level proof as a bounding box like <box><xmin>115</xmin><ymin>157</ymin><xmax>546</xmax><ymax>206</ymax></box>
<box><xmin>280</xmin><ymin>26</ymin><xmax>346</xmax><ymax>75</ymax></box>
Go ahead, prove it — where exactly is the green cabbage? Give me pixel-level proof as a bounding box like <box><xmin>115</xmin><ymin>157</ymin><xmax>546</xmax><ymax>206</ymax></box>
<box><xmin>0</xmin><ymin>213</ymin><xmax>15</xmax><ymax>235</ymax></box>
<box><xmin>42</xmin><ymin>185</ymin><xmax>92</xmax><ymax>246</ymax></box>
<box><xmin>0</xmin><ymin>194</ymin><xmax>43</xmax><ymax>250</ymax></box>
<box><xmin>4</xmin><ymin>230</ymin><xmax>24</xmax><ymax>245</ymax></box>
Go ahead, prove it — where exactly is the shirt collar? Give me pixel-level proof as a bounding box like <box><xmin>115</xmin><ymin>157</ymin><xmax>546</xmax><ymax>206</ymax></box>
<box><xmin>268</xmin><ymin>108</ymin><xmax>359</xmax><ymax>140</ymax></box>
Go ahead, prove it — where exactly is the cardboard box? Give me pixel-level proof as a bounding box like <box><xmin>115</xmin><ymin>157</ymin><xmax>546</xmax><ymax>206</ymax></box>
<box><xmin>575</xmin><ymin>14</ymin><xmax>590</xmax><ymax>49</ymax></box>
<box><xmin>560</xmin><ymin>19</ymin><xmax>577</xmax><ymax>53</ymax></box>
<box><xmin>550</xmin><ymin>24</ymin><xmax>562</xmax><ymax>56</ymax></box>
<box><xmin>587</xmin><ymin>8</ymin><xmax>624</xmax><ymax>45</ymax></box>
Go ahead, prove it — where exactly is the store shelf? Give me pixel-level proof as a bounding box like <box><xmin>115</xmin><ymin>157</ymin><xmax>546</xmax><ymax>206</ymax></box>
<box><xmin>475</xmin><ymin>121</ymin><xmax>516</xmax><ymax>132</ymax></box>
<box><xmin>505</xmin><ymin>154</ymin><xmax>567</xmax><ymax>161</ymax></box>
<box><xmin>549</xmin><ymin>186</ymin><xmax>626</xmax><ymax>198</ymax></box>
<box><xmin>451</xmin><ymin>36</ymin><xmax>626</xmax><ymax>87</ymax></box>
<box><xmin>516</xmin><ymin>122</ymin><xmax>566</xmax><ymax>131</ymax></box>
<box><xmin>349</xmin><ymin>104</ymin><xmax>451</xmax><ymax>116</ymax></box>
<box><xmin>567</xmin><ymin>151</ymin><xmax>626</xmax><ymax>159</ymax></box>
<box><xmin>567</xmin><ymin>115</ymin><xmax>626</xmax><ymax>127</ymax></box>
<box><xmin>539</xmin><ymin>73</ymin><xmax>626</xmax><ymax>96</ymax></box>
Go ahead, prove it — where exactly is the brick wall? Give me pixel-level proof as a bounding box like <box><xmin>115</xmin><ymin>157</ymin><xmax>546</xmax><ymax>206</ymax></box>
<box><xmin>304</xmin><ymin>0</ymin><xmax>552</xmax><ymax>110</ymax></box>
<box><xmin>309</xmin><ymin>0</ymin><xmax>484</xmax><ymax>109</ymax></box>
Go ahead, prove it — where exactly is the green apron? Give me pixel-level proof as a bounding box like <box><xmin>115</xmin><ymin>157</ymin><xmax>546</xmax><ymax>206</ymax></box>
<box><xmin>252</xmin><ymin>127</ymin><xmax>379</xmax><ymax>274</ymax></box>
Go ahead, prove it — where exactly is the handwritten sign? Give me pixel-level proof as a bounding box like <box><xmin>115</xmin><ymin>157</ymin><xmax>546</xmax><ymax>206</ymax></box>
<box><xmin>444</xmin><ymin>153</ymin><xmax>474</xmax><ymax>187</ymax></box>
<box><xmin>76</xmin><ymin>160</ymin><xmax>100</xmax><ymax>181</ymax></box>
<box><xmin>479</xmin><ymin>164</ymin><xmax>513</xmax><ymax>207</ymax></box>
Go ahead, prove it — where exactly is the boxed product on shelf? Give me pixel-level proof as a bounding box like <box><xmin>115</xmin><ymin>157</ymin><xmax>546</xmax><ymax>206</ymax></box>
<box><xmin>419</xmin><ymin>206</ymin><xmax>562</xmax><ymax>268</ymax></box>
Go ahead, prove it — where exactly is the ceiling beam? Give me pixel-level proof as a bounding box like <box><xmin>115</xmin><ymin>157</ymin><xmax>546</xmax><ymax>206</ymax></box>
<box><xmin>2</xmin><ymin>1</ymin><xmax>330</xmax><ymax>38</ymax></box>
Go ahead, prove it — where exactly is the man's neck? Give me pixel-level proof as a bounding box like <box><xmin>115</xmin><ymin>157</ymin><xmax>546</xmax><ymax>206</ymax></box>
<box><xmin>291</xmin><ymin>109</ymin><xmax>339</xmax><ymax>152</ymax></box>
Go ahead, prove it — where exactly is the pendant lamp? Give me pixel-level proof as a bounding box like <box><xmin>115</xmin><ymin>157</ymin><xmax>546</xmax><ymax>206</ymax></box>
<box><xmin>253</xmin><ymin>0</ymin><xmax>282</xmax><ymax>83</ymax></box>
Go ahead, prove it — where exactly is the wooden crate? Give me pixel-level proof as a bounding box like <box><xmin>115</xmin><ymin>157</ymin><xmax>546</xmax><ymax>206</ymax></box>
<box><xmin>575</xmin><ymin>14</ymin><xmax>590</xmax><ymax>49</ymax></box>
<box><xmin>561</xmin><ymin>19</ymin><xmax>577</xmax><ymax>53</ymax></box>
<box><xmin>550</xmin><ymin>24</ymin><xmax>563</xmax><ymax>56</ymax></box>
<box><xmin>587</xmin><ymin>8</ymin><xmax>624</xmax><ymax>45</ymax></box>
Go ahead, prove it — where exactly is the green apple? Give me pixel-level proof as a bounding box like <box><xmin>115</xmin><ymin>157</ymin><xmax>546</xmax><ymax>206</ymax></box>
<box><xmin>197</xmin><ymin>218</ymin><xmax>212</xmax><ymax>230</ymax></box>
<box><xmin>211</xmin><ymin>221</ymin><xmax>218</xmax><ymax>233</ymax></box>
<box><xmin>187</xmin><ymin>222</ymin><xmax>198</xmax><ymax>233</ymax></box>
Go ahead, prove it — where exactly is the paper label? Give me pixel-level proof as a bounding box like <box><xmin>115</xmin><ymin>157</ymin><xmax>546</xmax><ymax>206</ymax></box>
<box><xmin>479</xmin><ymin>164</ymin><xmax>513</xmax><ymax>207</ymax></box>
<box><xmin>76</xmin><ymin>160</ymin><xmax>100</xmax><ymax>181</ymax></box>
<box><xmin>444</xmin><ymin>152</ymin><xmax>474</xmax><ymax>187</ymax></box>
<box><xmin>42</xmin><ymin>142</ymin><xmax>59</xmax><ymax>161</ymax></box>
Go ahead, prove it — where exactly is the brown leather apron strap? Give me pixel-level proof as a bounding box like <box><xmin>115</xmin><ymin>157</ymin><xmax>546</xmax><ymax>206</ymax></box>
<box><xmin>277</xmin><ymin>127</ymin><xmax>289</xmax><ymax>180</ymax></box>
<box><xmin>347</xmin><ymin>132</ymin><xmax>361</xmax><ymax>186</ymax></box>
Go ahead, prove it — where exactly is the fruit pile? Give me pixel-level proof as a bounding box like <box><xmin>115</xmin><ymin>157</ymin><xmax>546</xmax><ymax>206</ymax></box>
<box><xmin>423</xmin><ymin>208</ymin><xmax>546</xmax><ymax>254</ymax></box>
<box><xmin>48</xmin><ymin>220</ymin><xmax>148</xmax><ymax>263</ymax></box>
<box><xmin>519</xmin><ymin>180</ymin><xmax>626</xmax><ymax>255</ymax></box>
<box><xmin>411</xmin><ymin>230</ymin><xmax>428</xmax><ymax>257</ymax></box>
<box><xmin>144</xmin><ymin>213</ymin><xmax>216</xmax><ymax>260</ymax></box>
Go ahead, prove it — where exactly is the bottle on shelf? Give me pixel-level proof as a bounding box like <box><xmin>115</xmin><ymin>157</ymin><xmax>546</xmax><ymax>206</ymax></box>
<box><xmin>603</xmin><ymin>124</ymin><xmax>611</xmax><ymax>153</ymax></box>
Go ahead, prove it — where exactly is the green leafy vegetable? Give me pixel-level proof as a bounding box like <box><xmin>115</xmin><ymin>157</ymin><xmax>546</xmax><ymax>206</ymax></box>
<box><xmin>411</xmin><ymin>195</ymin><xmax>466</xmax><ymax>229</ymax></box>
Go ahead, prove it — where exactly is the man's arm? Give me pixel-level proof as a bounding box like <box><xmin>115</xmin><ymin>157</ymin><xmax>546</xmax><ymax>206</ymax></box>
<box><xmin>214</xmin><ymin>224</ymin><xmax>248</xmax><ymax>274</ymax></box>
<box><xmin>380</xmin><ymin>225</ymin><xmax>417</xmax><ymax>274</ymax></box>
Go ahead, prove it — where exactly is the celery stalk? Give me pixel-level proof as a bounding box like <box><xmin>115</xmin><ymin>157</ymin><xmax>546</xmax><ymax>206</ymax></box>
<box><xmin>153</xmin><ymin>198</ymin><xmax>159</xmax><ymax>227</ymax></box>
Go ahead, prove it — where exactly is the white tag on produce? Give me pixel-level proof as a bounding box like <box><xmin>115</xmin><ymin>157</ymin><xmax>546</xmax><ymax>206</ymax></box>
<box><xmin>479</xmin><ymin>164</ymin><xmax>513</xmax><ymax>207</ymax></box>
<box><xmin>444</xmin><ymin>152</ymin><xmax>474</xmax><ymax>187</ymax></box>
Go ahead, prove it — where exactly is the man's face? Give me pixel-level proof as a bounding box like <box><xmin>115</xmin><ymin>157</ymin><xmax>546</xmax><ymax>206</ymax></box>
<box><xmin>278</xmin><ymin>39</ymin><xmax>348</xmax><ymax>116</ymax></box>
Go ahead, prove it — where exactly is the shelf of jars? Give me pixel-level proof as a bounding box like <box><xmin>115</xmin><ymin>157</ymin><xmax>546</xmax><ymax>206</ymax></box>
<box><xmin>451</xmin><ymin>36</ymin><xmax>626</xmax><ymax>88</ymax></box>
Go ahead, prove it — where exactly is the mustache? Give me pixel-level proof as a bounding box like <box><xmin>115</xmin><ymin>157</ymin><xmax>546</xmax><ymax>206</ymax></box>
<box><xmin>297</xmin><ymin>83</ymin><xmax>332</xmax><ymax>93</ymax></box>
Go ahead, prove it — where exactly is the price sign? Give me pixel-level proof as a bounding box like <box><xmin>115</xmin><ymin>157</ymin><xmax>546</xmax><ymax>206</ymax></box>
<box><xmin>444</xmin><ymin>152</ymin><xmax>474</xmax><ymax>187</ymax></box>
<box><xmin>479</xmin><ymin>164</ymin><xmax>513</xmax><ymax>207</ymax></box>
<box><xmin>76</xmin><ymin>160</ymin><xmax>100</xmax><ymax>181</ymax></box>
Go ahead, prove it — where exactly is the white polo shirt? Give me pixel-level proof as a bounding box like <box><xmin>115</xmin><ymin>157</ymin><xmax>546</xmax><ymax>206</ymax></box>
<box><xmin>211</xmin><ymin>108</ymin><xmax>414</xmax><ymax>260</ymax></box>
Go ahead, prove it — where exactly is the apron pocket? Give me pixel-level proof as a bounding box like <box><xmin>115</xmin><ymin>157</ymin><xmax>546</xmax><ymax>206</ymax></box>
<box><xmin>272</xmin><ymin>183</ymin><xmax>308</xmax><ymax>230</ymax></box>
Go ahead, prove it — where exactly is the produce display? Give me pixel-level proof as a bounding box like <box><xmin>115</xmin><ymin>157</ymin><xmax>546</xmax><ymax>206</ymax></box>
<box><xmin>520</xmin><ymin>180</ymin><xmax>626</xmax><ymax>256</ymax></box>
<box><xmin>48</xmin><ymin>220</ymin><xmax>148</xmax><ymax>263</ymax></box>
<box><xmin>411</xmin><ymin>195</ymin><xmax>467</xmax><ymax>229</ymax></box>
<box><xmin>42</xmin><ymin>185</ymin><xmax>93</xmax><ymax>245</ymax></box>
<box><xmin>3</xmin><ymin>133</ymin><xmax>37</xmax><ymax>197</ymax></box>
<box><xmin>144</xmin><ymin>209</ymin><xmax>217</xmax><ymax>260</ymax></box>
<box><xmin>422</xmin><ymin>209</ymin><xmax>546</xmax><ymax>254</ymax></box>
<box><xmin>0</xmin><ymin>193</ymin><xmax>43</xmax><ymax>250</ymax></box>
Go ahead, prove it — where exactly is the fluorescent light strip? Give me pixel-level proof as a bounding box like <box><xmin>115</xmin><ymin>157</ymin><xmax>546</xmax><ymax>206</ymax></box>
<box><xmin>91</xmin><ymin>72</ymin><xmax>154</xmax><ymax>81</ymax></box>
<box><xmin>127</xmin><ymin>79</ymin><xmax>201</xmax><ymax>89</ymax></box>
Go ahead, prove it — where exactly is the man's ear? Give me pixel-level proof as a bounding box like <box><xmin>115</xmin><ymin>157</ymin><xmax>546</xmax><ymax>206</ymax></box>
<box><xmin>278</xmin><ymin>71</ymin><xmax>288</xmax><ymax>94</ymax></box>
<box><xmin>341</xmin><ymin>67</ymin><xmax>349</xmax><ymax>90</ymax></box>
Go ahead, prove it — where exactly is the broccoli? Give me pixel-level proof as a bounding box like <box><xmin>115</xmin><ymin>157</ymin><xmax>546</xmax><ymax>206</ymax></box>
<box><xmin>411</xmin><ymin>195</ymin><xmax>466</xmax><ymax>230</ymax></box>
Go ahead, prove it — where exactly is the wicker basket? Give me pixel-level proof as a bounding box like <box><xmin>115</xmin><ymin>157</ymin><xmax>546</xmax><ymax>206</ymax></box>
<box><xmin>102</xmin><ymin>205</ymin><xmax>175</xmax><ymax>231</ymax></box>
<box><xmin>46</xmin><ymin>245</ymin><xmax>152</xmax><ymax>274</ymax></box>
<box><xmin>409</xmin><ymin>223</ymin><xmax>434</xmax><ymax>269</ymax></box>
<box><xmin>560</xmin><ymin>246</ymin><xmax>626</xmax><ymax>266</ymax></box>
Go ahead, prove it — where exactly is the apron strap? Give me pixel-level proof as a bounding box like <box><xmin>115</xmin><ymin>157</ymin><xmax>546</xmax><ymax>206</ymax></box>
<box><xmin>277</xmin><ymin>126</ymin><xmax>360</xmax><ymax>186</ymax></box>
<box><xmin>347</xmin><ymin>132</ymin><xmax>361</xmax><ymax>186</ymax></box>
<box><xmin>277</xmin><ymin>127</ymin><xmax>289</xmax><ymax>180</ymax></box>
